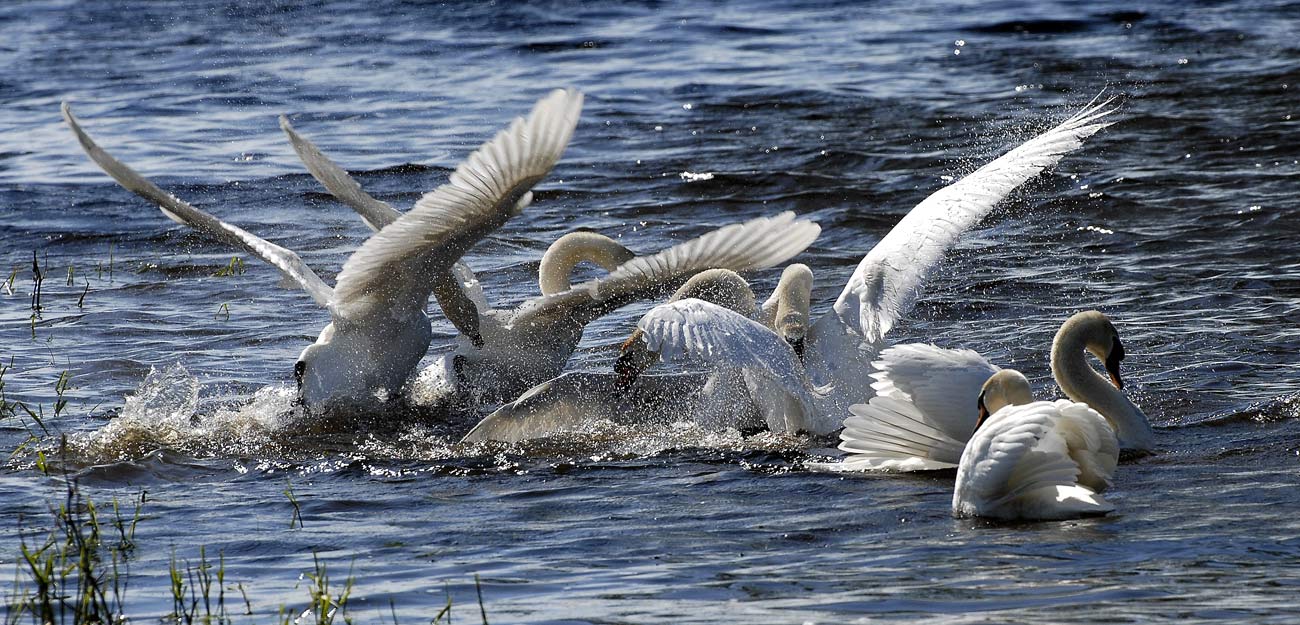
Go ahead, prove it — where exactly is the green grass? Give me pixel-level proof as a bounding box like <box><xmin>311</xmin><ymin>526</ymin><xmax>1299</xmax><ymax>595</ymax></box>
<box><xmin>2</xmin><ymin>368</ymin><xmax>493</xmax><ymax>624</ymax></box>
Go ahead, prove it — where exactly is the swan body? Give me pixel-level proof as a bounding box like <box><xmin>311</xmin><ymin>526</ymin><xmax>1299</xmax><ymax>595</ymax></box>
<box><xmin>815</xmin><ymin>310</ymin><xmax>1153</xmax><ymax>474</ymax></box>
<box><xmin>410</xmin><ymin>212</ymin><xmax>821</xmax><ymax>407</ymax></box>
<box><xmin>64</xmin><ymin>88</ymin><xmax>584</xmax><ymax>410</ymax></box>
<box><xmin>953</xmin><ymin>370</ymin><xmax>1120</xmax><ymax>520</ymax></box>
<box><xmin>622</xmin><ymin>98</ymin><xmax>1117</xmax><ymax>434</ymax></box>
<box><xmin>279</xmin><ymin>119</ymin><xmax>822</xmax><ymax>408</ymax></box>
<box><xmin>463</xmin><ymin>268</ymin><xmax>807</xmax><ymax>443</ymax></box>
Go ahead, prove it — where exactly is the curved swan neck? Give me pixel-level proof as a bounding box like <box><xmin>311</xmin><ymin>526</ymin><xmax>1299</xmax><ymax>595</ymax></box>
<box><xmin>763</xmin><ymin>264</ymin><xmax>813</xmax><ymax>332</ymax></box>
<box><xmin>1050</xmin><ymin>312</ymin><xmax>1155</xmax><ymax>450</ymax></box>
<box><xmin>538</xmin><ymin>232</ymin><xmax>636</xmax><ymax>295</ymax></box>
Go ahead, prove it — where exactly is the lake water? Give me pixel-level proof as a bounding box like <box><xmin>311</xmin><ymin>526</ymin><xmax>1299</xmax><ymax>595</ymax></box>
<box><xmin>2</xmin><ymin>0</ymin><xmax>1299</xmax><ymax>622</ymax></box>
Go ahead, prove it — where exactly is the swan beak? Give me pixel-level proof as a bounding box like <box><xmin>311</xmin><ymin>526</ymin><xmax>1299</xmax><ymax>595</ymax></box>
<box><xmin>975</xmin><ymin>391</ymin><xmax>990</xmax><ymax>430</ymax></box>
<box><xmin>788</xmin><ymin>336</ymin><xmax>806</xmax><ymax>362</ymax></box>
<box><xmin>614</xmin><ymin>329</ymin><xmax>648</xmax><ymax>391</ymax></box>
<box><xmin>1105</xmin><ymin>336</ymin><xmax>1125</xmax><ymax>390</ymax></box>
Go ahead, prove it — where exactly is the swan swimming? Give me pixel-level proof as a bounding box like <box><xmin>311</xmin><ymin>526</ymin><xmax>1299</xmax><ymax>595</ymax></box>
<box><xmin>62</xmin><ymin>88</ymin><xmax>584</xmax><ymax>410</ymax></box>
<box><xmin>952</xmin><ymin>369</ymin><xmax>1120</xmax><ymax>521</ymax></box>
<box><xmin>278</xmin><ymin>118</ymin><xmax>822</xmax><ymax>408</ymax></box>
<box><xmin>616</xmin><ymin>97</ymin><xmax>1118</xmax><ymax>435</ymax></box>
<box><xmin>814</xmin><ymin>309</ymin><xmax>1154</xmax><ymax>472</ymax></box>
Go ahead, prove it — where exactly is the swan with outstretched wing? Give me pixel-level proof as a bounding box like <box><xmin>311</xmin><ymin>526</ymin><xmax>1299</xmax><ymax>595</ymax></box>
<box><xmin>277</xmin><ymin>118</ymin><xmax>820</xmax><ymax>407</ymax></box>
<box><xmin>619</xmin><ymin>96</ymin><xmax>1117</xmax><ymax>435</ymax></box>
<box><xmin>63</xmin><ymin>88</ymin><xmax>583</xmax><ymax>411</ymax></box>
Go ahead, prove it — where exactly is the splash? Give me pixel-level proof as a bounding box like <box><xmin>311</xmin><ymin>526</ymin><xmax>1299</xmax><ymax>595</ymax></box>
<box><xmin>71</xmin><ymin>363</ymin><xmax>297</xmax><ymax>461</ymax></box>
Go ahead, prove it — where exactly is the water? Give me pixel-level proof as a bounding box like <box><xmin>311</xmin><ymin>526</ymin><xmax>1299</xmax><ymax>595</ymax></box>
<box><xmin>3</xmin><ymin>0</ymin><xmax>1300</xmax><ymax>621</ymax></box>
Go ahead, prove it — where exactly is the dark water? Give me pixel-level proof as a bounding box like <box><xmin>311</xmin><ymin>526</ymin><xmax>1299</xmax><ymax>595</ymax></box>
<box><xmin>3</xmin><ymin>0</ymin><xmax>1300</xmax><ymax>621</ymax></box>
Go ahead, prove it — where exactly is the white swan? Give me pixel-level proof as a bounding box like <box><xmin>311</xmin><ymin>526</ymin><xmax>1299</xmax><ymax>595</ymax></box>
<box><xmin>62</xmin><ymin>88</ymin><xmax>584</xmax><ymax>410</ymax></box>
<box><xmin>619</xmin><ymin>97</ymin><xmax>1117</xmax><ymax>435</ymax></box>
<box><xmin>278</xmin><ymin>119</ymin><xmax>822</xmax><ymax>407</ymax></box>
<box><xmin>953</xmin><ymin>370</ymin><xmax>1120</xmax><ymax>521</ymax></box>
<box><xmin>818</xmin><ymin>310</ymin><xmax>1153</xmax><ymax>471</ymax></box>
<box><xmin>461</xmin><ymin>267</ymin><xmax>797</xmax><ymax>443</ymax></box>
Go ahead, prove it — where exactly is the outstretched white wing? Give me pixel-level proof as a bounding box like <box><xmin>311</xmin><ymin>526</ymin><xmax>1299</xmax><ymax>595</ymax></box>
<box><xmin>332</xmin><ymin>88</ymin><xmax>583</xmax><ymax>320</ymax></box>
<box><xmin>62</xmin><ymin>102</ymin><xmax>336</xmax><ymax>309</ymax></box>
<box><xmin>279</xmin><ymin>115</ymin><xmax>402</xmax><ymax>232</ymax></box>
<box><xmin>636</xmin><ymin>298</ymin><xmax>818</xmax><ymax>433</ymax></box>
<box><xmin>806</xmin><ymin>97</ymin><xmax>1115</xmax><ymax>413</ymax></box>
<box><xmin>280</xmin><ymin>115</ymin><xmax>493</xmax><ymax>332</ymax></box>
<box><xmin>516</xmin><ymin>211</ymin><xmax>820</xmax><ymax>325</ymax></box>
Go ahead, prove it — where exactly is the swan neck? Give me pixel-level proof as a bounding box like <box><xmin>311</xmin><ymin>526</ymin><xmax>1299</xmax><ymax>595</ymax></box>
<box><xmin>1051</xmin><ymin>321</ymin><xmax>1154</xmax><ymax>450</ymax></box>
<box><xmin>538</xmin><ymin>232</ymin><xmax>636</xmax><ymax>295</ymax></box>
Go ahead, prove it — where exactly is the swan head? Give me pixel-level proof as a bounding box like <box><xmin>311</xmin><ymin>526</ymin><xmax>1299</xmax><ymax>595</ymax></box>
<box><xmin>771</xmin><ymin>264</ymin><xmax>813</xmax><ymax>360</ymax></box>
<box><xmin>1060</xmin><ymin>310</ymin><xmax>1126</xmax><ymax>390</ymax></box>
<box><xmin>976</xmin><ymin>369</ymin><xmax>1033</xmax><ymax>429</ymax></box>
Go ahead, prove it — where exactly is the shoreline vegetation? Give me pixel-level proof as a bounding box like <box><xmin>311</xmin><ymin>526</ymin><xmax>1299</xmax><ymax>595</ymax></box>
<box><xmin>3</xmin><ymin>365</ymin><xmax>490</xmax><ymax>624</ymax></box>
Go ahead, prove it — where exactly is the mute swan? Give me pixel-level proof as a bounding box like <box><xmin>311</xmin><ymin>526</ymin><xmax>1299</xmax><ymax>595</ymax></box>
<box><xmin>815</xmin><ymin>310</ymin><xmax>1154</xmax><ymax>474</ymax></box>
<box><xmin>953</xmin><ymin>370</ymin><xmax>1120</xmax><ymax>521</ymax></box>
<box><xmin>618</xmin><ymin>97</ymin><xmax>1117</xmax><ymax>435</ymax></box>
<box><xmin>62</xmin><ymin>88</ymin><xmax>584</xmax><ymax>410</ymax></box>
<box><xmin>278</xmin><ymin>118</ymin><xmax>822</xmax><ymax>408</ymax></box>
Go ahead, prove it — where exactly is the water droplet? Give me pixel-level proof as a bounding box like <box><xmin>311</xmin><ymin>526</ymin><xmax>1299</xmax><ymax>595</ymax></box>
<box><xmin>682</xmin><ymin>103</ymin><xmax>693</xmax><ymax>110</ymax></box>
<box><xmin>954</xmin><ymin>39</ymin><xmax>965</xmax><ymax>46</ymax></box>
<box><xmin>1177</xmin><ymin>58</ymin><xmax>1189</xmax><ymax>65</ymax></box>
<box><xmin>654</xmin><ymin>125</ymin><xmax>663</xmax><ymax>131</ymax></box>
<box><xmin>953</xmin><ymin>49</ymin><xmax>961</xmax><ymax>55</ymax></box>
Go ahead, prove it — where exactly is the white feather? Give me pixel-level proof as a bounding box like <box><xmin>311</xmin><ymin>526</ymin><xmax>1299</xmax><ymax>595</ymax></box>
<box><xmin>952</xmin><ymin>399</ymin><xmax>1119</xmax><ymax>521</ymax></box>
<box><xmin>333</xmin><ymin>88</ymin><xmax>583</xmax><ymax>321</ymax></box>
<box><xmin>805</xmin><ymin>97</ymin><xmax>1116</xmax><ymax>418</ymax></box>
<box><xmin>61</xmin><ymin>102</ymin><xmax>336</xmax><ymax>309</ymax></box>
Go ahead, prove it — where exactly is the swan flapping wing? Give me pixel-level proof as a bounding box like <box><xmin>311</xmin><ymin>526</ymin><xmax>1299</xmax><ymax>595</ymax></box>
<box><xmin>332</xmin><ymin>88</ymin><xmax>583</xmax><ymax>320</ymax></box>
<box><xmin>61</xmin><ymin>103</ymin><xmax>336</xmax><ymax>309</ymax></box>
<box><xmin>816</xmin><ymin>97</ymin><xmax>1116</xmax><ymax>349</ymax></box>
<box><xmin>636</xmin><ymin>298</ymin><xmax>816</xmax><ymax>431</ymax></box>
<box><xmin>517</xmin><ymin>211</ymin><xmax>820</xmax><ymax>324</ymax></box>
<box><xmin>825</xmin><ymin>344</ymin><xmax>998</xmax><ymax>471</ymax></box>
<box><xmin>869</xmin><ymin>343</ymin><xmax>1000</xmax><ymax>437</ymax></box>
<box><xmin>279</xmin><ymin>115</ymin><xmax>402</xmax><ymax>232</ymax></box>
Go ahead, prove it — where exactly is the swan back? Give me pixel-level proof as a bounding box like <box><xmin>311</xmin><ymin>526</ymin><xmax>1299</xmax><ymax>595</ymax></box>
<box><xmin>953</xmin><ymin>398</ymin><xmax>1119</xmax><ymax>520</ymax></box>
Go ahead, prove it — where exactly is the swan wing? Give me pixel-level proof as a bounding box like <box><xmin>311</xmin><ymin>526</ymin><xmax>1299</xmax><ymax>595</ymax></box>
<box><xmin>833</xmin><ymin>395</ymin><xmax>968</xmax><ymax>471</ymax></box>
<box><xmin>806</xmin><ymin>97</ymin><xmax>1115</xmax><ymax>404</ymax></box>
<box><xmin>1050</xmin><ymin>399</ymin><xmax>1120</xmax><ymax>493</ymax></box>
<box><xmin>516</xmin><ymin>211</ymin><xmax>820</xmax><ymax>324</ymax></box>
<box><xmin>279</xmin><ymin>115</ymin><xmax>402</xmax><ymax>232</ymax></box>
<box><xmin>281</xmin><ymin>116</ymin><xmax>496</xmax><ymax>326</ymax></box>
<box><xmin>636</xmin><ymin>298</ymin><xmax>819</xmax><ymax>432</ymax></box>
<box><xmin>870</xmin><ymin>343</ymin><xmax>1000</xmax><ymax>438</ymax></box>
<box><xmin>61</xmin><ymin>102</ymin><xmax>335</xmax><ymax>309</ymax></box>
<box><xmin>332</xmin><ymin>88</ymin><xmax>582</xmax><ymax>320</ymax></box>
